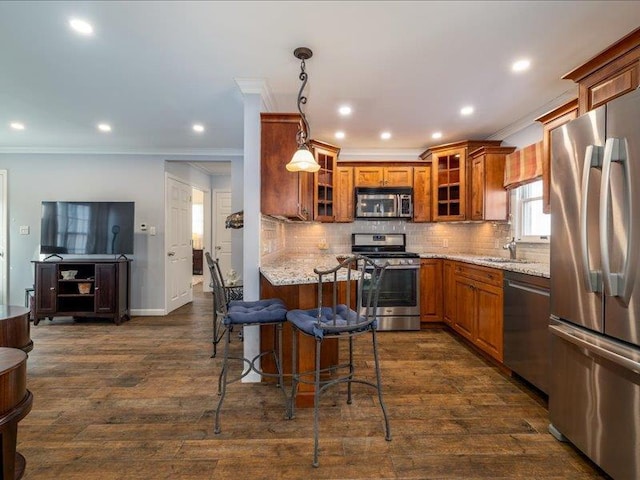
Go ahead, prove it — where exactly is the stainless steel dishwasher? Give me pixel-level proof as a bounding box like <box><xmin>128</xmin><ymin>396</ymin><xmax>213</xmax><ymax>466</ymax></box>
<box><xmin>503</xmin><ymin>271</ymin><xmax>551</xmax><ymax>394</ymax></box>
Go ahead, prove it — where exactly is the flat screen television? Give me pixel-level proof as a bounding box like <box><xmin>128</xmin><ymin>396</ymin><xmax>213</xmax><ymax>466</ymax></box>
<box><xmin>40</xmin><ymin>201</ymin><xmax>135</xmax><ymax>255</ymax></box>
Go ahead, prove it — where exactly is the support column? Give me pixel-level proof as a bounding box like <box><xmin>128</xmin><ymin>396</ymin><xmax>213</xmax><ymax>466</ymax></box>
<box><xmin>234</xmin><ymin>79</ymin><xmax>274</xmax><ymax>382</ymax></box>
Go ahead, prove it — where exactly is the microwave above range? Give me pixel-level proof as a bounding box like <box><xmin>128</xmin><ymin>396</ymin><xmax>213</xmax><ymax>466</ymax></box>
<box><xmin>355</xmin><ymin>187</ymin><xmax>413</xmax><ymax>219</ymax></box>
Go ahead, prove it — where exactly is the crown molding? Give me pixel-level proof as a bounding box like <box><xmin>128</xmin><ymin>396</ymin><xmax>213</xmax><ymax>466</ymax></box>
<box><xmin>0</xmin><ymin>146</ymin><xmax>244</xmax><ymax>159</ymax></box>
<box><xmin>488</xmin><ymin>88</ymin><xmax>577</xmax><ymax>141</ymax></box>
<box><xmin>234</xmin><ymin>78</ymin><xmax>276</xmax><ymax>112</ymax></box>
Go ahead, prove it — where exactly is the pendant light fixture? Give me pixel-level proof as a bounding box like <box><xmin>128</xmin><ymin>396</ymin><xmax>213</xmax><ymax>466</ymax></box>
<box><xmin>286</xmin><ymin>47</ymin><xmax>320</xmax><ymax>173</ymax></box>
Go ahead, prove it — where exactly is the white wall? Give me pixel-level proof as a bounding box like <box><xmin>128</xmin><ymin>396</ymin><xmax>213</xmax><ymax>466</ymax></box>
<box><xmin>0</xmin><ymin>153</ymin><xmax>223</xmax><ymax>312</ymax></box>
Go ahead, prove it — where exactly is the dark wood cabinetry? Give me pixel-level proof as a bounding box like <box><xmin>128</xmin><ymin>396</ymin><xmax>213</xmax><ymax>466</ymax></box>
<box><xmin>261</xmin><ymin>113</ymin><xmax>313</xmax><ymax>221</ymax></box>
<box><xmin>33</xmin><ymin>260</ymin><xmax>131</xmax><ymax>325</ymax></box>
<box><xmin>192</xmin><ymin>249</ymin><xmax>203</xmax><ymax>275</ymax></box>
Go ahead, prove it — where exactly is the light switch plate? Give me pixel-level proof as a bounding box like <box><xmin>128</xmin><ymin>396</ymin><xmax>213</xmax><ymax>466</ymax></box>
<box><xmin>19</xmin><ymin>225</ymin><xmax>30</xmax><ymax>235</ymax></box>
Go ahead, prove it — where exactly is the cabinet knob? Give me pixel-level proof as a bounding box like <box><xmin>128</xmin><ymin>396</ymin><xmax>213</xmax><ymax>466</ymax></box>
<box><xmin>95</xmin><ymin>287</ymin><xmax>99</xmax><ymax>291</ymax></box>
<box><xmin>49</xmin><ymin>287</ymin><xmax>55</xmax><ymax>291</ymax></box>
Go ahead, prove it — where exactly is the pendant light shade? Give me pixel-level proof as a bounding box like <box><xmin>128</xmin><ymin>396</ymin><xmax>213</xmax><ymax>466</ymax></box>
<box><xmin>286</xmin><ymin>146</ymin><xmax>320</xmax><ymax>172</ymax></box>
<box><xmin>285</xmin><ymin>47</ymin><xmax>320</xmax><ymax>173</ymax></box>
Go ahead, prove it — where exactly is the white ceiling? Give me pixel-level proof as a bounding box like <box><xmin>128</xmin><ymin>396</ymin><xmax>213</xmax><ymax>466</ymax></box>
<box><xmin>1</xmin><ymin>1</ymin><xmax>639</xmax><ymax>163</ymax></box>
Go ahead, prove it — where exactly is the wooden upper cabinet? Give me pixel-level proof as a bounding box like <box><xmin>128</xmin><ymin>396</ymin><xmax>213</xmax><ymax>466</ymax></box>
<box><xmin>310</xmin><ymin>140</ymin><xmax>341</xmax><ymax>222</ymax></box>
<box><xmin>334</xmin><ymin>166</ymin><xmax>354</xmax><ymax>222</ymax></box>
<box><xmin>260</xmin><ymin>113</ymin><xmax>313</xmax><ymax>221</ymax></box>
<box><xmin>422</xmin><ymin>140</ymin><xmax>502</xmax><ymax>222</ymax></box>
<box><xmin>431</xmin><ymin>146</ymin><xmax>466</xmax><ymax>221</ymax></box>
<box><xmin>412</xmin><ymin>165</ymin><xmax>431</xmax><ymax>222</ymax></box>
<box><xmin>562</xmin><ymin>27</ymin><xmax>640</xmax><ymax>115</ymax></box>
<box><xmin>468</xmin><ymin>146</ymin><xmax>516</xmax><ymax>221</ymax></box>
<box><xmin>535</xmin><ymin>99</ymin><xmax>579</xmax><ymax>214</ymax></box>
<box><xmin>354</xmin><ymin>166</ymin><xmax>413</xmax><ymax>187</ymax></box>
<box><xmin>384</xmin><ymin>166</ymin><xmax>413</xmax><ymax>187</ymax></box>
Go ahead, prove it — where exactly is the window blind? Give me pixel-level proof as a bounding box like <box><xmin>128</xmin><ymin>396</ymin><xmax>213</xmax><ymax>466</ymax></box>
<box><xmin>503</xmin><ymin>141</ymin><xmax>543</xmax><ymax>189</ymax></box>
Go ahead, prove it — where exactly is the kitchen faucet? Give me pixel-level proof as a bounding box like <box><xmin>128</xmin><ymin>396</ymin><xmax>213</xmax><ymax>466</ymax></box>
<box><xmin>503</xmin><ymin>237</ymin><xmax>517</xmax><ymax>260</ymax></box>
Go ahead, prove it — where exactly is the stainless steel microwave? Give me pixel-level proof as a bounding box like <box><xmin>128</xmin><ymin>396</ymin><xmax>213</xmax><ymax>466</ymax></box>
<box><xmin>355</xmin><ymin>188</ymin><xmax>413</xmax><ymax>218</ymax></box>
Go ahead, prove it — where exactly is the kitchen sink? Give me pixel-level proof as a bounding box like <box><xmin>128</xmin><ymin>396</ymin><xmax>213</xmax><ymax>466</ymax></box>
<box><xmin>477</xmin><ymin>257</ymin><xmax>530</xmax><ymax>264</ymax></box>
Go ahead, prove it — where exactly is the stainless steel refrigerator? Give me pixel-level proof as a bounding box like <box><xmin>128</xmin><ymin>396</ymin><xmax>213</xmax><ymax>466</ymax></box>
<box><xmin>549</xmin><ymin>87</ymin><xmax>640</xmax><ymax>480</ymax></box>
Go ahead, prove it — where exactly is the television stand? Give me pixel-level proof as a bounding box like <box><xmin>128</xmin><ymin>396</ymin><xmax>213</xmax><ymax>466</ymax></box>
<box><xmin>32</xmin><ymin>259</ymin><xmax>131</xmax><ymax>325</ymax></box>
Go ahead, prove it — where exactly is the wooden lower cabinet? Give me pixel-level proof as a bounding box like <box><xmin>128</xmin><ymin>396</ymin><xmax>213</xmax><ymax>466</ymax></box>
<box><xmin>442</xmin><ymin>260</ymin><xmax>456</xmax><ymax>326</ymax></box>
<box><xmin>420</xmin><ymin>259</ymin><xmax>443</xmax><ymax>324</ymax></box>
<box><xmin>449</xmin><ymin>261</ymin><xmax>504</xmax><ymax>362</ymax></box>
<box><xmin>259</xmin><ymin>275</ymin><xmax>341</xmax><ymax>408</ymax></box>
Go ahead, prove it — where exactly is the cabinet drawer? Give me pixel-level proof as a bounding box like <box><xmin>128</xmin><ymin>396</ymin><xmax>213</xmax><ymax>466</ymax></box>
<box><xmin>454</xmin><ymin>263</ymin><xmax>502</xmax><ymax>287</ymax></box>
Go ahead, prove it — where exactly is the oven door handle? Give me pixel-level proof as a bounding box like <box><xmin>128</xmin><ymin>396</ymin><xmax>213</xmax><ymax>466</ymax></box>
<box><xmin>365</xmin><ymin>264</ymin><xmax>420</xmax><ymax>271</ymax></box>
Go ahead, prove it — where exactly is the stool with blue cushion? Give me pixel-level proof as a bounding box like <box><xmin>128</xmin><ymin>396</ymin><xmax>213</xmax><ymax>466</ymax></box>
<box><xmin>205</xmin><ymin>252</ymin><xmax>244</xmax><ymax>358</ymax></box>
<box><xmin>286</xmin><ymin>254</ymin><xmax>391</xmax><ymax>467</ymax></box>
<box><xmin>209</xmin><ymin>255</ymin><xmax>288</xmax><ymax>435</ymax></box>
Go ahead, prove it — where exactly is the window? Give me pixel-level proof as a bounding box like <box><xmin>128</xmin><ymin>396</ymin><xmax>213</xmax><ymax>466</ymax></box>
<box><xmin>513</xmin><ymin>179</ymin><xmax>550</xmax><ymax>242</ymax></box>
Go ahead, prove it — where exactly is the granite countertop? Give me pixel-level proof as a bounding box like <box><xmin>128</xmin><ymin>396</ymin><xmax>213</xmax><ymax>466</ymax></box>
<box><xmin>418</xmin><ymin>253</ymin><xmax>550</xmax><ymax>278</ymax></box>
<box><xmin>260</xmin><ymin>252</ymin><xmax>549</xmax><ymax>286</ymax></box>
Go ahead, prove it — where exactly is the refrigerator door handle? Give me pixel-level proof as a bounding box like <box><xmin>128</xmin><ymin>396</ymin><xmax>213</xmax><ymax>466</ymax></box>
<box><xmin>550</xmin><ymin>323</ymin><xmax>640</xmax><ymax>375</ymax></box>
<box><xmin>599</xmin><ymin>137</ymin><xmax>636</xmax><ymax>305</ymax></box>
<box><xmin>580</xmin><ymin>145</ymin><xmax>603</xmax><ymax>293</ymax></box>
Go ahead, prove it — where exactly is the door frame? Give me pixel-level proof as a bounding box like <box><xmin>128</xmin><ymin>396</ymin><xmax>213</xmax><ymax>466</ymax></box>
<box><xmin>0</xmin><ymin>170</ymin><xmax>7</xmax><ymax>304</ymax></box>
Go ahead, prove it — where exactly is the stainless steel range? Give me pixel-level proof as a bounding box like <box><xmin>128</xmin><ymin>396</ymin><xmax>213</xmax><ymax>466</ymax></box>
<box><xmin>351</xmin><ymin>233</ymin><xmax>420</xmax><ymax>331</ymax></box>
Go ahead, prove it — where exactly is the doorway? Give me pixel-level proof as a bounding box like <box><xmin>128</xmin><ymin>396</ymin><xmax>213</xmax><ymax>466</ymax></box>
<box><xmin>192</xmin><ymin>187</ymin><xmax>205</xmax><ymax>289</ymax></box>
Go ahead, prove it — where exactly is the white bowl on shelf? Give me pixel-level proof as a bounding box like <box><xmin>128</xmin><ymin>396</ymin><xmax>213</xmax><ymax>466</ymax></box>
<box><xmin>61</xmin><ymin>270</ymin><xmax>78</xmax><ymax>280</ymax></box>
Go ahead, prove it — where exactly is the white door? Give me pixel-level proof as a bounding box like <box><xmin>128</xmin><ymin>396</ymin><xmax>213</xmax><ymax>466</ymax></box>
<box><xmin>0</xmin><ymin>170</ymin><xmax>6</xmax><ymax>304</ymax></box>
<box><xmin>166</xmin><ymin>176</ymin><xmax>193</xmax><ymax>313</ymax></box>
<box><xmin>214</xmin><ymin>191</ymin><xmax>232</xmax><ymax>281</ymax></box>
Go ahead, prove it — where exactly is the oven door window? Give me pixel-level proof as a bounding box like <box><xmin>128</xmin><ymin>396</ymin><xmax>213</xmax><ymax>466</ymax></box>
<box><xmin>361</xmin><ymin>267</ymin><xmax>417</xmax><ymax>307</ymax></box>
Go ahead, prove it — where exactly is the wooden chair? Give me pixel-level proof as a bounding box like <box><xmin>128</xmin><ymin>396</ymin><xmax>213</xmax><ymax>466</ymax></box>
<box><xmin>285</xmin><ymin>254</ymin><xmax>391</xmax><ymax>467</ymax></box>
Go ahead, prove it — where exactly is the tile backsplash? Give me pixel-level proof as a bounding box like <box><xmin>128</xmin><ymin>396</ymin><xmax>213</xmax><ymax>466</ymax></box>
<box><xmin>261</xmin><ymin>216</ymin><xmax>549</xmax><ymax>264</ymax></box>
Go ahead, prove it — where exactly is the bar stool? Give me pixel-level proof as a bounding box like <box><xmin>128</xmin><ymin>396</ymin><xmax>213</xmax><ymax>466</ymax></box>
<box><xmin>286</xmin><ymin>254</ymin><xmax>391</xmax><ymax>467</ymax></box>
<box><xmin>208</xmin><ymin>254</ymin><xmax>288</xmax><ymax>434</ymax></box>
<box><xmin>204</xmin><ymin>253</ymin><xmax>243</xmax><ymax>358</ymax></box>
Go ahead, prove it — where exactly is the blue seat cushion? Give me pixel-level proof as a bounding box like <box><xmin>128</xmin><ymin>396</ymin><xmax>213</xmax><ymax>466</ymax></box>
<box><xmin>286</xmin><ymin>305</ymin><xmax>375</xmax><ymax>339</ymax></box>
<box><xmin>225</xmin><ymin>298</ymin><xmax>287</xmax><ymax>326</ymax></box>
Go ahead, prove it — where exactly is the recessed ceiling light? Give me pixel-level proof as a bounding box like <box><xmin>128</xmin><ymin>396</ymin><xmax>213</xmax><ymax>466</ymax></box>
<box><xmin>431</xmin><ymin>131</ymin><xmax>443</xmax><ymax>140</ymax></box>
<box><xmin>10</xmin><ymin>122</ymin><xmax>25</xmax><ymax>130</ymax></box>
<box><xmin>380</xmin><ymin>131</ymin><xmax>391</xmax><ymax>140</ymax></box>
<box><xmin>97</xmin><ymin>123</ymin><xmax>111</xmax><ymax>132</ymax></box>
<box><xmin>512</xmin><ymin>59</ymin><xmax>531</xmax><ymax>72</ymax></box>
<box><xmin>338</xmin><ymin>105</ymin><xmax>352</xmax><ymax>116</ymax></box>
<box><xmin>69</xmin><ymin>18</ymin><xmax>94</xmax><ymax>35</ymax></box>
<box><xmin>335</xmin><ymin>131</ymin><xmax>345</xmax><ymax>139</ymax></box>
<box><xmin>460</xmin><ymin>106</ymin><xmax>474</xmax><ymax>116</ymax></box>
<box><xmin>193</xmin><ymin>123</ymin><xmax>205</xmax><ymax>133</ymax></box>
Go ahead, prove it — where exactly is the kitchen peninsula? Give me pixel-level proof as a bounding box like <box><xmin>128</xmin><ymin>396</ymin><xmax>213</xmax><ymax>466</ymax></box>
<box><xmin>260</xmin><ymin>251</ymin><xmax>550</xmax><ymax>403</ymax></box>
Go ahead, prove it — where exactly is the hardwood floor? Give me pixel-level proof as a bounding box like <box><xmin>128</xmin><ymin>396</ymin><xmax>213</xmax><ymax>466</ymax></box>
<box><xmin>18</xmin><ymin>286</ymin><xmax>609</xmax><ymax>479</ymax></box>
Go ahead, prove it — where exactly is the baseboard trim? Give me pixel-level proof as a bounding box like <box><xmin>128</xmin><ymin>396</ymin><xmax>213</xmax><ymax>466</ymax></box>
<box><xmin>130</xmin><ymin>309</ymin><xmax>166</xmax><ymax>317</ymax></box>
